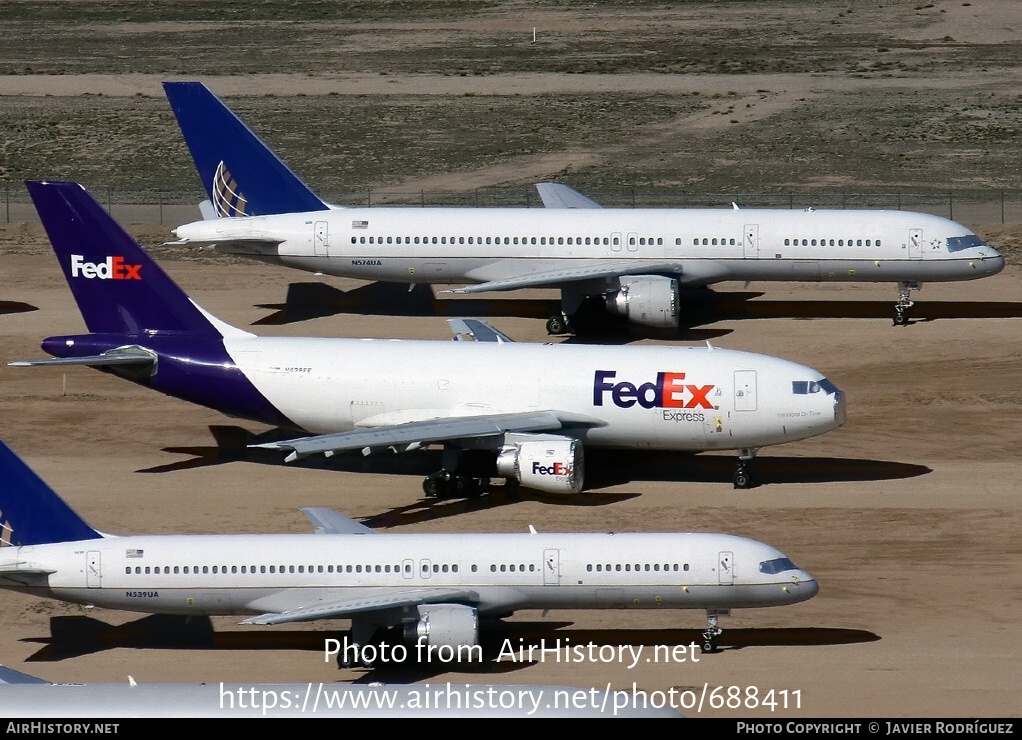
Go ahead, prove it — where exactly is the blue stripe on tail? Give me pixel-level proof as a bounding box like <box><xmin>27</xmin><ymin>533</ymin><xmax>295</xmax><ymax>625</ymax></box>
<box><xmin>164</xmin><ymin>81</ymin><xmax>329</xmax><ymax>217</ymax></box>
<box><xmin>26</xmin><ymin>181</ymin><xmax>222</xmax><ymax>336</ymax></box>
<box><xmin>0</xmin><ymin>442</ymin><xmax>101</xmax><ymax>546</ymax></box>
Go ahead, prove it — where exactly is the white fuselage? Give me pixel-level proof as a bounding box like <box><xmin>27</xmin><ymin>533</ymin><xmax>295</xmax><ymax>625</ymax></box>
<box><xmin>175</xmin><ymin>206</ymin><xmax>1003</xmax><ymax>287</ymax></box>
<box><xmin>1</xmin><ymin>531</ymin><xmax>817</xmax><ymax>617</ymax></box>
<box><xmin>220</xmin><ymin>337</ymin><xmax>845</xmax><ymax>450</ymax></box>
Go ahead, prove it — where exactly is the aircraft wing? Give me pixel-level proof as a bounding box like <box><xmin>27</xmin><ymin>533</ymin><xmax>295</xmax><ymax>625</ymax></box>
<box><xmin>448</xmin><ymin>259</ymin><xmax>733</xmax><ymax>294</ymax></box>
<box><xmin>9</xmin><ymin>348</ymin><xmax>156</xmax><ymax>369</ymax></box>
<box><xmin>252</xmin><ymin>410</ymin><xmax>581</xmax><ymax>462</ymax></box>
<box><xmin>241</xmin><ymin>588</ymin><xmax>479</xmax><ymax>625</ymax></box>
<box><xmin>535</xmin><ymin>182</ymin><xmax>603</xmax><ymax>209</ymax></box>
<box><xmin>446</xmin><ymin>261</ymin><xmax>686</xmax><ymax>294</ymax></box>
<box><xmin>301</xmin><ymin>508</ymin><xmax>377</xmax><ymax>536</ymax></box>
<box><xmin>447</xmin><ymin>318</ymin><xmax>514</xmax><ymax>343</ymax></box>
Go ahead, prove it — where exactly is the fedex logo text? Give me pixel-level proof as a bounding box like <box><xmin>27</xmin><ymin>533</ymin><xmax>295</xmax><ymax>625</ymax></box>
<box><xmin>532</xmin><ymin>462</ymin><xmax>571</xmax><ymax>476</ymax></box>
<box><xmin>593</xmin><ymin>370</ymin><xmax>715</xmax><ymax>410</ymax></box>
<box><xmin>70</xmin><ymin>255</ymin><xmax>142</xmax><ymax>280</ymax></box>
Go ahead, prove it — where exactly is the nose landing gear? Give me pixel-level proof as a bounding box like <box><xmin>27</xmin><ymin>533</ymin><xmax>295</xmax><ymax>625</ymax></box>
<box><xmin>733</xmin><ymin>448</ymin><xmax>758</xmax><ymax>489</ymax></box>
<box><xmin>893</xmin><ymin>281</ymin><xmax>920</xmax><ymax>326</ymax></box>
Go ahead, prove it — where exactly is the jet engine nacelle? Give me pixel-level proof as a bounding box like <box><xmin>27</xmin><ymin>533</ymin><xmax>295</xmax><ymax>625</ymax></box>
<box><xmin>495</xmin><ymin>434</ymin><xmax>584</xmax><ymax>494</ymax></box>
<box><xmin>404</xmin><ymin>604</ymin><xmax>479</xmax><ymax>648</ymax></box>
<box><xmin>605</xmin><ymin>276</ymin><xmax>679</xmax><ymax>328</ymax></box>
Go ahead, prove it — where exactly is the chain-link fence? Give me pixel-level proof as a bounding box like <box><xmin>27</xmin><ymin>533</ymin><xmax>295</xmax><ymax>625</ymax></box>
<box><xmin>4</xmin><ymin>184</ymin><xmax>1022</xmax><ymax>227</ymax></box>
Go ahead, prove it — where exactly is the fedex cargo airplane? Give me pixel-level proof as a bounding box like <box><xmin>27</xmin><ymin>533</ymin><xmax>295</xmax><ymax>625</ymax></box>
<box><xmin>0</xmin><ymin>441</ymin><xmax>818</xmax><ymax>658</ymax></box>
<box><xmin>14</xmin><ymin>181</ymin><xmax>846</xmax><ymax>493</ymax></box>
<box><xmin>164</xmin><ymin>81</ymin><xmax>1003</xmax><ymax>332</ymax></box>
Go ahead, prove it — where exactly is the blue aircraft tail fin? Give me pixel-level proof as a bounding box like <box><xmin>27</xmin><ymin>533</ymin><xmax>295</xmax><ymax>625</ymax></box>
<box><xmin>163</xmin><ymin>81</ymin><xmax>329</xmax><ymax>217</ymax></box>
<box><xmin>0</xmin><ymin>442</ymin><xmax>102</xmax><ymax>546</ymax></box>
<box><xmin>26</xmin><ymin>180</ymin><xmax>225</xmax><ymax>337</ymax></box>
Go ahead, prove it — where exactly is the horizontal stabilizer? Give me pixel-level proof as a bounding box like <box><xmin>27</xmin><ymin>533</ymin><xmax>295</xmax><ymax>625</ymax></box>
<box><xmin>301</xmin><ymin>508</ymin><xmax>377</xmax><ymax>536</ymax></box>
<box><xmin>447</xmin><ymin>318</ymin><xmax>514</xmax><ymax>343</ymax></box>
<box><xmin>536</xmin><ymin>182</ymin><xmax>603</xmax><ymax>209</ymax></box>
<box><xmin>242</xmin><ymin>588</ymin><xmax>479</xmax><ymax>625</ymax></box>
<box><xmin>10</xmin><ymin>347</ymin><xmax>156</xmax><ymax>368</ymax></box>
<box><xmin>0</xmin><ymin>665</ymin><xmax>50</xmax><ymax>686</ymax></box>
<box><xmin>253</xmin><ymin>410</ymin><xmax>567</xmax><ymax>461</ymax></box>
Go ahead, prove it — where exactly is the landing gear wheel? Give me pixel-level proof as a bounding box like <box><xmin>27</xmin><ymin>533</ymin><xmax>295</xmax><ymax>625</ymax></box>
<box><xmin>701</xmin><ymin>639</ymin><xmax>717</xmax><ymax>654</ymax></box>
<box><xmin>733</xmin><ymin>464</ymin><xmax>753</xmax><ymax>489</ymax></box>
<box><xmin>423</xmin><ymin>470</ymin><xmax>454</xmax><ymax>498</ymax></box>
<box><xmin>701</xmin><ymin>612</ymin><xmax>723</xmax><ymax>654</ymax></box>
<box><xmin>893</xmin><ymin>307</ymin><xmax>909</xmax><ymax>326</ymax></box>
<box><xmin>463</xmin><ymin>477</ymin><xmax>485</xmax><ymax>498</ymax></box>
<box><xmin>546</xmin><ymin>314</ymin><xmax>570</xmax><ymax>335</ymax></box>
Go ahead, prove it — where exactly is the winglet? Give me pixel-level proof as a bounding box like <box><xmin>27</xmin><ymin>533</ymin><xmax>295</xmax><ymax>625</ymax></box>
<box><xmin>447</xmin><ymin>318</ymin><xmax>514</xmax><ymax>343</ymax></box>
<box><xmin>164</xmin><ymin>81</ymin><xmax>329</xmax><ymax>217</ymax></box>
<box><xmin>0</xmin><ymin>441</ymin><xmax>103</xmax><ymax>546</ymax></box>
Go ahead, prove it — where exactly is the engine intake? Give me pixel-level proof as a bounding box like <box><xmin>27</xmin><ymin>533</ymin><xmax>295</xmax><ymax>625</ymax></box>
<box><xmin>404</xmin><ymin>604</ymin><xmax>479</xmax><ymax>648</ymax></box>
<box><xmin>605</xmin><ymin>276</ymin><xmax>679</xmax><ymax>328</ymax></box>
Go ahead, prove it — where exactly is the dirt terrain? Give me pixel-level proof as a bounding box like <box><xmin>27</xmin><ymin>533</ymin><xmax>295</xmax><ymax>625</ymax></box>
<box><xmin>0</xmin><ymin>0</ymin><xmax>1020</xmax><ymax>720</ymax></box>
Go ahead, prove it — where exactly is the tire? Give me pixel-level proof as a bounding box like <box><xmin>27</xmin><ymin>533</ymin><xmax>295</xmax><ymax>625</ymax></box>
<box><xmin>546</xmin><ymin>315</ymin><xmax>568</xmax><ymax>335</ymax></box>
<box><xmin>733</xmin><ymin>471</ymin><xmax>751</xmax><ymax>489</ymax></box>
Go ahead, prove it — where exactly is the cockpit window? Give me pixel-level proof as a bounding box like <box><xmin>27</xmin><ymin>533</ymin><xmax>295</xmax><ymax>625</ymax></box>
<box><xmin>792</xmin><ymin>379</ymin><xmax>838</xmax><ymax>395</ymax></box>
<box><xmin>759</xmin><ymin>557</ymin><xmax>797</xmax><ymax>575</ymax></box>
<box><xmin>946</xmin><ymin>234</ymin><xmax>985</xmax><ymax>252</ymax></box>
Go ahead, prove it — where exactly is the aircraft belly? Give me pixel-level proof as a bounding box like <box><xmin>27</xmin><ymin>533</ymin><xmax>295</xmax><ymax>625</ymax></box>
<box><xmin>277</xmin><ymin>255</ymin><xmax>499</xmax><ymax>283</ymax></box>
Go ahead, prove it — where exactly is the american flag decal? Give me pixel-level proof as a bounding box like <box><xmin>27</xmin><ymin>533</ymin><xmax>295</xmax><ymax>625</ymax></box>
<box><xmin>211</xmin><ymin>161</ymin><xmax>250</xmax><ymax>218</ymax></box>
<box><xmin>126</xmin><ymin>549</ymin><xmax>144</xmax><ymax>558</ymax></box>
<box><xmin>352</xmin><ymin>220</ymin><xmax>369</xmax><ymax>229</ymax></box>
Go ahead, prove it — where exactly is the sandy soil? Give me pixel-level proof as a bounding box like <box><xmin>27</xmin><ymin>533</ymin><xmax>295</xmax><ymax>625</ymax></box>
<box><xmin>0</xmin><ymin>248</ymin><xmax>1019</xmax><ymax>718</ymax></box>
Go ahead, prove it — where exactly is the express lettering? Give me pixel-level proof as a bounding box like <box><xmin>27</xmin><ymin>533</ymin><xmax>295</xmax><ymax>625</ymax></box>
<box><xmin>594</xmin><ymin>370</ymin><xmax>715</xmax><ymax>409</ymax></box>
<box><xmin>532</xmin><ymin>462</ymin><xmax>570</xmax><ymax>476</ymax></box>
<box><xmin>70</xmin><ymin>255</ymin><xmax>142</xmax><ymax>280</ymax></box>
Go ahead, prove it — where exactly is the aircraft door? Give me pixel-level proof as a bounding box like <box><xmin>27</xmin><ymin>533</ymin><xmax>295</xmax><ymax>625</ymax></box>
<box><xmin>718</xmin><ymin>551</ymin><xmax>734</xmax><ymax>585</ymax></box>
<box><xmin>543</xmin><ymin>549</ymin><xmax>560</xmax><ymax>586</ymax></box>
<box><xmin>86</xmin><ymin>551</ymin><xmax>101</xmax><ymax>588</ymax></box>
<box><xmin>909</xmin><ymin>228</ymin><xmax>923</xmax><ymax>258</ymax></box>
<box><xmin>744</xmin><ymin>224</ymin><xmax>759</xmax><ymax>258</ymax></box>
<box><xmin>734</xmin><ymin>370</ymin><xmax>757</xmax><ymax>411</ymax></box>
<box><xmin>314</xmin><ymin>221</ymin><xmax>329</xmax><ymax>256</ymax></box>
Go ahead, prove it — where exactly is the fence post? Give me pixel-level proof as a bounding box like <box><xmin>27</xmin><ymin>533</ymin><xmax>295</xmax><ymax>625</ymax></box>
<box><xmin>159</xmin><ymin>192</ymin><xmax>163</xmax><ymax>225</ymax></box>
<box><xmin>420</xmin><ymin>190</ymin><xmax>425</xmax><ymax>207</ymax></box>
<box><xmin>5</xmin><ymin>184</ymin><xmax>8</xmax><ymax>224</ymax></box>
<box><xmin>631</xmin><ymin>189</ymin><xmax>636</xmax><ymax>208</ymax></box>
<box><xmin>107</xmin><ymin>187</ymin><xmax>112</xmax><ymax>214</ymax></box>
<box><xmin>897</xmin><ymin>192</ymin><xmax>901</xmax><ymax>211</ymax></box>
<box><xmin>789</xmin><ymin>191</ymin><xmax>793</xmax><ymax>209</ymax></box>
<box><xmin>948</xmin><ymin>191</ymin><xmax>953</xmax><ymax>221</ymax></box>
<box><xmin>1001</xmin><ymin>191</ymin><xmax>1005</xmax><ymax>224</ymax></box>
<box><xmin>367</xmin><ymin>190</ymin><xmax>371</xmax><ymax>207</ymax></box>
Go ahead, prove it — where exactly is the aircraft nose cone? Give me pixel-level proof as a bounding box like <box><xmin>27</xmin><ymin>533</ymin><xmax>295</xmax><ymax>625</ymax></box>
<box><xmin>787</xmin><ymin>575</ymin><xmax>819</xmax><ymax>602</ymax></box>
<box><xmin>983</xmin><ymin>252</ymin><xmax>1006</xmax><ymax>275</ymax></box>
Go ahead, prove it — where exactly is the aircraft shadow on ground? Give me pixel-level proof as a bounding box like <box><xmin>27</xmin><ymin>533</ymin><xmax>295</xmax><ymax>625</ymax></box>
<box><xmin>137</xmin><ymin>427</ymin><xmax>929</xmax><ymax>521</ymax></box>
<box><xmin>24</xmin><ymin>615</ymin><xmax>878</xmax><ymax>677</ymax></box>
<box><xmin>0</xmin><ymin>301</ymin><xmax>37</xmax><ymax>316</ymax></box>
<box><xmin>249</xmin><ymin>281</ymin><xmax>1022</xmax><ymax>334</ymax></box>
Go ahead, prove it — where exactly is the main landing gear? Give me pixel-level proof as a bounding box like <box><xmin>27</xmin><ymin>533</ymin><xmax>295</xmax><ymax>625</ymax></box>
<box><xmin>893</xmin><ymin>281</ymin><xmax>920</xmax><ymax>326</ymax></box>
<box><xmin>422</xmin><ymin>471</ymin><xmax>485</xmax><ymax>498</ymax></box>
<box><xmin>733</xmin><ymin>448</ymin><xmax>758</xmax><ymax>489</ymax></box>
<box><xmin>701</xmin><ymin>611</ymin><xmax>725</xmax><ymax>653</ymax></box>
<box><xmin>421</xmin><ymin>445</ymin><xmax>489</xmax><ymax>499</ymax></box>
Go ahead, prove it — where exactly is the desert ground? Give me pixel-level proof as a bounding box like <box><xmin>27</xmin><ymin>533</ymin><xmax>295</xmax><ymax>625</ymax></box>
<box><xmin>1</xmin><ymin>0</ymin><xmax>1021</xmax><ymax>719</ymax></box>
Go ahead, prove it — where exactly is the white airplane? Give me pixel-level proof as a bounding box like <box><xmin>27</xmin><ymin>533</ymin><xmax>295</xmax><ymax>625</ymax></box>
<box><xmin>14</xmin><ymin>182</ymin><xmax>845</xmax><ymax>492</ymax></box>
<box><xmin>0</xmin><ymin>441</ymin><xmax>818</xmax><ymax>661</ymax></box>
<box><xmin>0</xmin><ymin>666</ymin><xmax>681</xmax><ymax>717</ymax></box>
<box><xmin>164</xmin><ymin>81</ymin><xmax>1004</xmax><ymax>331</ymax></box>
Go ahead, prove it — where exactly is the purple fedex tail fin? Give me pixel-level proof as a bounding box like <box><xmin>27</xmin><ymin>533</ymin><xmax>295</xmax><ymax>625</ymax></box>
<box><xmin>26</xmin><ymin>181</ymin><xmax>222</xmax><ymax>336</ymax></box>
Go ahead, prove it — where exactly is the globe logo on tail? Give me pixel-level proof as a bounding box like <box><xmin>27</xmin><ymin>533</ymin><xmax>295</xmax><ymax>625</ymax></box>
<box><xmin>212</xmin><ymin>161</ymin><xmax>250</xmax><ymax>218</ymax></box>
